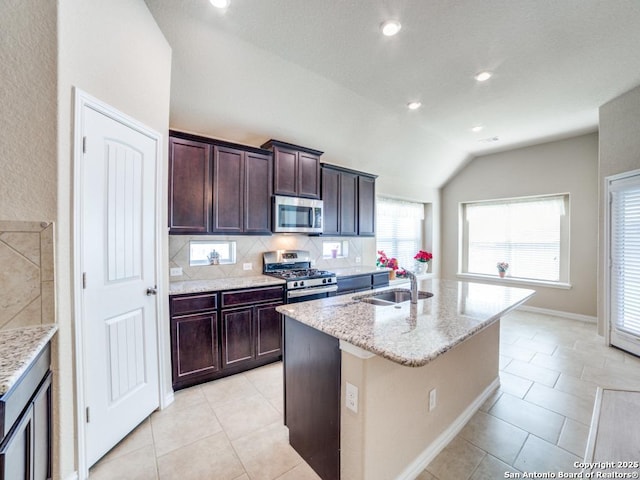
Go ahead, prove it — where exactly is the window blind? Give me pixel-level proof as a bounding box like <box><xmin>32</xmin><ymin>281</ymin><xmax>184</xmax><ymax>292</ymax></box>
<box><xmin>376</xmin><ymin>197</ymin><xmax>424</xmax><ymax>269</ymax></box>
<box><xmin>610</xmin><ymin>178</ymin><xmax>640</xmax><ymax>338</ymax></box>
<box><xmin>465</xmin><ymin>195</ymin><xmax>566</xmax><ymax>281</ymax></box>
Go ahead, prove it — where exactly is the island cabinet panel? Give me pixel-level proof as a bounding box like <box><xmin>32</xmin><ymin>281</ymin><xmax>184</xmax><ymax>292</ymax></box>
<box><xmin>0</xmin><ymin>345</ymin><xmax>52</xmax><ymax>480</ymax></box>
<box><xmin>170</xmin><ymin>286</ymin><xmax>284</xmax><ymax>390</ymax></box>
<box><xmin>336</xmin><ymin>271</ymin><xmax>389</xmax><ymax>295</ymax></box>
<box><xmin>262</xmin><ymin>139</ymin><xmax>322</xmax><ymax>199</ymax></box>
<box><xmin>168</xmin><ymin>137</ymin><xmax>212</xmax><ymax>234</ymax></box>
<box><xmin>284</xmin><ymin>317</ymin><xmax>341</xmax><ymax>480</ymax></box>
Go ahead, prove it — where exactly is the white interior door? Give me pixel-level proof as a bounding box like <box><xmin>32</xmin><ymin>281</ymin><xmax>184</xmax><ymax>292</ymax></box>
<box><xmin>608</xmin><ymin>171</ymin><xmax>640</xmax><ymax>356</ymax></box>
<box><xmin>81</xmin><ymin>105</ymin><xmax>160</xmax><ymax>467</ymax></box>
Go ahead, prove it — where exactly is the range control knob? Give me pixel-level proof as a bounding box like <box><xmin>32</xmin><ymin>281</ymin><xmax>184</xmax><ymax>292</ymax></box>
<box><xmin>300</xmin><ymin>281</ymin><xmax>305</xmax><ymax>287</ymax></box>
<box><xmin>293</xmin><ymin>281</ymin><xmax>298</xmax><ymax>287</ymax></box>
<box><xmin>322</xmin><ymin>278</ymin><xmax>327</xmax><ymax>284</ymax></box>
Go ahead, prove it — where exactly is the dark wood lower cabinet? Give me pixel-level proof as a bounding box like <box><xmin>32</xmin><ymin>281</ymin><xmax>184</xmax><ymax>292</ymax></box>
<box><xmin>284</xmin><ymin>317</ymin><xmax>341</xmax><ymax>480</ymax></box>
<box><xmin>170</xmin><ymin>286</ymin><xmax>284</xmax><ymax>390</ymax></box>
<box><xmin>171</xmin><ymin>312</ymin><xmax>220</xmax><ymax>390</ymax></box>
<box><xmin>0</xmin><ymin>348</ymin><xmax>52</xmax><ymax>480</ymax></box>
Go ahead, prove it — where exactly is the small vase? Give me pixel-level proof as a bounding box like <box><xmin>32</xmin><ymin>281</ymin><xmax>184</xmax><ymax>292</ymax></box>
<box><xmin>389</xmin><ymin>270</ymin><xmax>396</xmax><ymax>281</ymax></box>
<box><xmin>414</xmin><ymin>261</ymin><xmax>428</xmax><ymax>274</ymax></box>
<box><xmin>499</xmin><ymin>271</ymin><xmax>506</xmax><ymax>278</ymax></box>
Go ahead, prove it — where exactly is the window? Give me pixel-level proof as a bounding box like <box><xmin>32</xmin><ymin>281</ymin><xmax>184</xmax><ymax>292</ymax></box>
<box><xmin>189</xmin><ymin>241</ymin><xmax>236</xmax><ymax>266</ymax></box>
<box><xmin>461</xmin><ymin>194</ymin><xmax>569</xmax><ymax>283</ymax></box>
<box><xmin>322</xmin><ymin>240</ymin><xmax>349</xmax><ymax>259</ymax></box>
<box><xmin>376</xmin><ymin>197</ymin><xmax>424</xmax><ymax>269</ymax></box>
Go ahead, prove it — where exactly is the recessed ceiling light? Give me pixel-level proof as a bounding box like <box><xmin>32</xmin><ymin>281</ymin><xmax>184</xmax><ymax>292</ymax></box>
<box><xmin>380</xmin><ymin>20</ymin><xmax>402</xmax><ymax>36</ymax></box>
<box><xmin>474</xmin><ymin>71</ymin><xmax>492</xmax><ymax>82</ymax></box>
<box><xmin>471</xmin><ymin>125</ymin><xmax>484</xmax><ymax>132</ymax></box>
<box><xmin>407</xmin><ymin>101</ymin><xmax>422</xmax><ymax>110</ymax></box>
<box><xmin>209</xmin><ymin>0</ymin><xmax>230</xmax><ymax>8</ymax></box>
<box><xmin>478</xmin><ymin>136</ymin><xmax>500</xmax><ymax>143</ymax></box>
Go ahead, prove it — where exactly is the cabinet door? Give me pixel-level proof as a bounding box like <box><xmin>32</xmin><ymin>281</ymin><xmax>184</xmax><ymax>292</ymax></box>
<box><xmin>321</xmin><ymin>168</ymin><xmax>340</xmax><ymax>235</ymax></box>
<box><xmin>273</xmin><ymin>146</ymin><xmax>298</xmax><ymax>197</ymax></box>
<box><xmin>298</xmin><ymin>152</ymin><xmax>321</xmax><ymax>198</ymax></box>
<box><xmin>212</xmin><ymin>146</ymin><xmax>243</xmax><ymax>233</ymax></box>
<box><xmin>171</xmin><ymin>312</ymin><xmax>219</xmax><ymax>389</ymax></box>
<box><xmin>0</xmin><ymin>404</ymin><xmax>34</xmax><ymax>480</ymax></box>
<box><xmin>245</xmin><ymin>152</ymin><xmax>272</xmax><ymax>234</ymax></box>
<box><xmin>221</xmin><ymin>307</ymin><xmax>255</xmax><ymax>368</ymax></box>
<box><xmin>339</xmin><ymin>172</ymin><xmax>358</xmax><ymax>236</ymax></box>
<box><xmin>168</xmin><ymin>137</ymin><xmax>211</xmax><ymax>233</ymax></box>
<box><xmin>33</xmin><ymin>372</ymin><xmax>52</xmax><ymax>480</ymax></box>
<box><xmin>358</xmin><ymin>175</ymin><xmax>376</xmax><ymax>236</ymax></box>
<box><xmin>256</xmin><ymin>302</ymin><xmax>283</xmax><ymax>359</ymax></box>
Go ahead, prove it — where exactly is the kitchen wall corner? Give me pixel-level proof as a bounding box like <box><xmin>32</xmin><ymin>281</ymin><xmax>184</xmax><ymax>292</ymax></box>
<box><xmin>0</xmin><ymin>221</ymin><xmax>55</xmax><ymax>330</ymax></box>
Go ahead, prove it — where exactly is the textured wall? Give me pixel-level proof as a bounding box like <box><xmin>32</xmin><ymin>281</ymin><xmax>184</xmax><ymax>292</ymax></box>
<box><xmin>598</xmin><ymin>84</ymin><xmax>640</xmax><ymax>334</ymax></box>
<box><xmin>55</xmin><ymin>1</ymin><xmax>172</xmax><ymax>478</ymax></box>
<box><xmin>441</xmin><ymin>133</ymin><xmax>599</xmax><ymax>317</ymax></box>
<box><xmin>0</xmin><ymin>0</ymin><xmax>57</xmax><ymax>222</ymax></box>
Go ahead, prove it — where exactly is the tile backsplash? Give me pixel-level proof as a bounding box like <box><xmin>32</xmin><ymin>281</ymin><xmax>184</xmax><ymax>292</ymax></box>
<box><xmin>169</xmin><ymin>234</ymin><xmax>376</xmax><ymax>281</ymax></box>
<box><xmin>0</xmin><ymin>221</ymin><xmax>55</xmax><ymax>330</ymax></box>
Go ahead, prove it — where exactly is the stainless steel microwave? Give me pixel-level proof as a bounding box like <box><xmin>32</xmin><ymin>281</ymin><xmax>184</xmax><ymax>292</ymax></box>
<box><xmin>273</xmin><ymin>195</ymin><xmax>323</xmax><ymax>234</ymax></box>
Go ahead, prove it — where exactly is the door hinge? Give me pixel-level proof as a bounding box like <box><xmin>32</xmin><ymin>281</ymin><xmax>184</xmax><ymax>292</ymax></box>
<box><xmin>86</xmin><ymin>406</ymin><xmax>90</xmax><ymax>423</ymax></box>
<box><xmin>82</xmin><ymin>272</ymin><xmax>87</xmax><ymax>289</ymax></box>
<box><xmin>82</xmin><ymin>136</ymin><xmax>87</xmax><ymax>154</ymax></box>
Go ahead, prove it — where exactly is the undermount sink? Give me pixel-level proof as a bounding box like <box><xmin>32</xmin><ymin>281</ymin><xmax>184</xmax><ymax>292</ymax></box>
<box><xmin>355</xmin><ymin>288</ymin><xmax>433</xmax><ymax>306</ymax></box>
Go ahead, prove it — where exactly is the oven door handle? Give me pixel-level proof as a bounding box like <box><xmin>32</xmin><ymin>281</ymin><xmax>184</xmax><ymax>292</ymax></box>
<box><xmin>287</xmin><ymin>285</ymin><xmax>338</xmax><ymax>298</ymax></box>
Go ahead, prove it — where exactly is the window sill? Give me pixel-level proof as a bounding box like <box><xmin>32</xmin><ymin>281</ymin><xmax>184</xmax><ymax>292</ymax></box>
<box><xmin>456</xmin><ymin>273</ymin><xmax>572</xmax><ymax>290</ymax></box>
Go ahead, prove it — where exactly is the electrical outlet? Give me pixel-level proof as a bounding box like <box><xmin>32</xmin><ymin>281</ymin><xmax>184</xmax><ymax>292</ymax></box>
<box><xmin>170</xmin><ymin>267</ymin><xmax>183</xmax><ymax>277</ymax></box>
<box><xmin>346</xmin><ymin>382</ymin><xmax>359</xmax><ymax>413</ymax></box>
<box><xmin>355</xmin><ymin>256</ymin><xmax>361</xmax><ymax>264</ymax></box>
<box><xmin>429</xmin><ymin>388</ymin><xmax>437</xmax><ymax>411</ymax></box>
<box><xmin>243</xmin><ymin>263</ymin><xmax>252</xmax><ymax>271</ymax></box>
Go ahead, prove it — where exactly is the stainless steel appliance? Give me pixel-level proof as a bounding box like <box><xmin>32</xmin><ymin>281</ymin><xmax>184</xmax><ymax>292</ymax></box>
<box><xmin>272</xmin><ymin>195</ymin><xmax>323</xmax><ymax>234</ymax></box>
<box><xmin>263</xmin><ymin>250</ymin><xmax>337</xmax><ymax>303</ymax></box>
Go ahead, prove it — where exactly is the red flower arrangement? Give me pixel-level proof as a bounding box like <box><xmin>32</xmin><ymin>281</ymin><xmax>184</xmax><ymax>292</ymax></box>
<box><xmin>376</xmin><ymin>250</ymin><xmax>398</xmax><ymax>270</ymax></box>
<box><xmin>414</xmin><ymin>250</ymin><xmax>433</xmax><ymax>263</ymax></box>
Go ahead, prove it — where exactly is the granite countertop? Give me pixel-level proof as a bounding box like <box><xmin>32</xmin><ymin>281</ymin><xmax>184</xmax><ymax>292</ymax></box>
<box><xmin>276</xmin><ymin>279</ymin><xmax>535</xmax><ymax>367</ymax></box>
<box><xmin>169</xmin><ymin>275</ymin><xmax>286</xmax><ymax>295</ymax></box>
<box><xmin>0</xmin><ymin>324</ymin><xmax>58</xmax><ymax>396</ymax></box>
<box><xmin>332</xmin><ymin>265</ymin><xmax>388</xmax><ymax>277</ymax></box>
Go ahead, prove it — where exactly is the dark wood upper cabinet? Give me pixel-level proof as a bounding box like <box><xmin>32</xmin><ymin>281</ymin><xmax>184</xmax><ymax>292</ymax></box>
<box><xmin>168</xmin><ymin>137</ymin><xmax>212</xmax><ymax>233</ymax></box>
<box><xmin>357</xmin><ymin>174</ymin><xmax>376</xmax><ymax>236</ymax></box>
<box><xmin>321</xmin><ymin>164</ymin><xmax>377</xmax><ymax>236</ymax></box>
<box><xmin>212</xmin><ymin>146</ymin><xmax>243</xmax><ymax>233</ymax></box>
<box><xmin>261</xmin><ymin>139</ymin><xmax>322</xmax><ymax>199</ymax></box>
<box><xmin>169</xmin><ymin>131</ymin><xmax>272</xmax><ymax>235</ymax></box>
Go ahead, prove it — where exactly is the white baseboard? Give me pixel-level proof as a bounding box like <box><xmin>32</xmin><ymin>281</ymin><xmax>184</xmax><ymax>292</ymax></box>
<box><xmin>162</xmin><ymin>391</ymin><xmax>175</xmax><ymax>410</ymax></box>
<box><xmin>517</xmin><ymin>305</ymin><xmax>597</xmax><ymax>324</ymax></box>
<box><xmin>394</xmin><ymin>377</ymin><xmax>500</xmax><ymax>480</ymax></box>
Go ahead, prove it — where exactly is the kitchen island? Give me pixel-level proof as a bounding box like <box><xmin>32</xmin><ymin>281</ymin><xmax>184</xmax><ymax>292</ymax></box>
<box><xmin>277</xmin><ymin>279</ymin><xmax>535</xmax><ymax>480</ymax></box>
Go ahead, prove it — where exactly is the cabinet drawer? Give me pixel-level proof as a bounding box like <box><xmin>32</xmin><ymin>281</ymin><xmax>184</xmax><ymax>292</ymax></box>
<box><xmin>337</xmin><ymin>275</ymin><xmax>371</xmax><ymax>293</ymax></box>
<box><xmin>221</xmin><ymin>286</ymin><xmax>284</xmax><ymax>308</ymax></box>
<box><xmin>170</xmin><ymin>293</ymin><xmax>218</xmax><ymax>315</ymax></box>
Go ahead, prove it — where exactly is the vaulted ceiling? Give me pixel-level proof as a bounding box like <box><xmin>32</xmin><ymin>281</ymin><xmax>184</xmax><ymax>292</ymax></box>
<box><xmin>145</xmin><ymin>0</ymin><xmax>640</xmax><ymax>193</ymax></box>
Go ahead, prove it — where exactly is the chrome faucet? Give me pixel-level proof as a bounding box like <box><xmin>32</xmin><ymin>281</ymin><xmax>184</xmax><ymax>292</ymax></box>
<box><xmin>404</xmin><ymin>269</ymin><xmax>418</xmax><ymax>304</ymax></box>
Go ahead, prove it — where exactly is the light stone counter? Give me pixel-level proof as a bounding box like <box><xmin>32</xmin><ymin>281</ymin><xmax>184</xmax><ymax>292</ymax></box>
<box><xmin>0</xmin><ymin>324</ymin><xmax>58</xmax><ymax>395</ymax></box>
<box><xmin>169</xmin><ymin>275</ymin><xmax>285</xmax><ymax>295</ymax></box>
<box><xmin>277</xmin><ymin>279</ymin><xmax>534</xmax><ymax>367</ymax></box>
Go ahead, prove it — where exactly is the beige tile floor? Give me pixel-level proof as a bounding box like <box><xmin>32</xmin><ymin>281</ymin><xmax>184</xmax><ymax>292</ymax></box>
<box><xmin>90</xmin><ymin>310</ymin><xmax>640</xmax><ymax>480</ymax></box>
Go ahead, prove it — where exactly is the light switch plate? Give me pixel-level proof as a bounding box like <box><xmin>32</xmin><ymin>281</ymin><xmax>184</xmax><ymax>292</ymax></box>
<box><xmin>170</xmin><ymin>267</ymin><xmax>183</xmax><ymax>277</ymax></box>
<box><xmin>346</xmin><ymin>382</ymin><xmax>358</xmax><ymax>413</ymax></box>
<box><xmin>243</xmin><ymin>263</ymin><xmax>252</xmax><ymax>270</ymax></box>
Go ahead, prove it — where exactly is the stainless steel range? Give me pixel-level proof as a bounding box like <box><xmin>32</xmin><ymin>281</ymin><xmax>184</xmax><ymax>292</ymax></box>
<box><xmin>263</xmin><ymin>250</ymin><xmax>337</xmax><ymax>303</ymax></box>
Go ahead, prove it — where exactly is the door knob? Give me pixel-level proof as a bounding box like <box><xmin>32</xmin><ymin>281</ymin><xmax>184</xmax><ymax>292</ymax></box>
<box><xmin>146</xmin><ymin>286</ymin><xmax>158</xmax><ymax>296</ymax></box>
